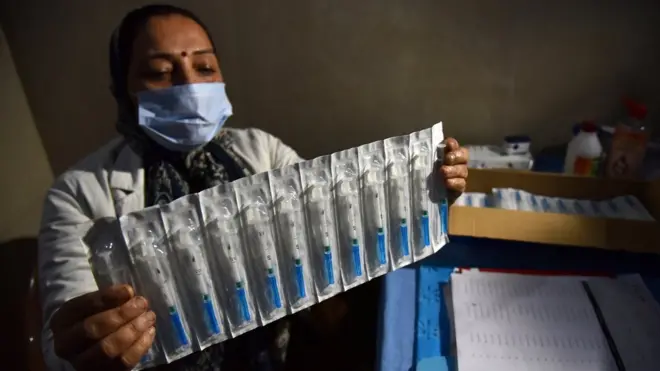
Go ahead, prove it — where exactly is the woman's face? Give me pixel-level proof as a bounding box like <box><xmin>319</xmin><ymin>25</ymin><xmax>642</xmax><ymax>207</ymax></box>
<box><xmin>126</xmin><ymin>13</ymin><xmax>223</xmax><ymax>98</ymax></box>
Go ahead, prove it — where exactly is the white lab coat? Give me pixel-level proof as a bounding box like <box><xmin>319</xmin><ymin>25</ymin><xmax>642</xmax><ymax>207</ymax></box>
<box><xmin>38</xmin><ymin>128</ymin><xmax>302</xmax><ymax>370</ymax></box>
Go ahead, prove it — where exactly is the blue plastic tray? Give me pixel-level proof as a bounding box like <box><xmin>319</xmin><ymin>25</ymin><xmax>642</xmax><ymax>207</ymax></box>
<box><xmin>377</xmin><ymin>236</ymin><xmax>660</xmax><ymax>371</ymax></box>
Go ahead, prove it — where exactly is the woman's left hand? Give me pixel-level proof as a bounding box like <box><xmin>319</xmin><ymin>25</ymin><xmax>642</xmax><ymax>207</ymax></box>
<box><xmin>439</xmin><ymin>137</ymin><xmax>469</xmax><ymax>204</ymax></box>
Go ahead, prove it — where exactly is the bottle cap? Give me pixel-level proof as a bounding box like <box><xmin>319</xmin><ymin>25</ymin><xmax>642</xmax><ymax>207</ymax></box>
<box><xmin>623</xmin><ymin>97</ymin><xmax>647</xmax><ymax>120</ymax></box>
<box><xmin>580</xmin><ymin>121</ymin><xmax>598</xmax><ymax>133</ymax></box>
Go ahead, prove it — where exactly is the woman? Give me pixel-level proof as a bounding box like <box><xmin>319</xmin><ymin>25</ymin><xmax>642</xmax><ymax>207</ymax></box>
<box><xmin>38</xmin><ymin>4</ymin><xmax>469</xmax><ymax>371</ymax></box>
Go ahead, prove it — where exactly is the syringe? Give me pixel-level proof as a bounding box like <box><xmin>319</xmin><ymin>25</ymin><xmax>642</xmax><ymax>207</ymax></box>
<box><xmin>96</xmin><ymin>248</ymin><xmax>157</xmax><ymax>365</ymax></box>
<box><xmin>372</xmin><ymin>189</ymin><xmax>387</xmax><ymax>266</ymax></box>
<box><xmin>310</xmin><ymin>186</ymin><xmax>335</xmax><ymax>286</ymax></box>
<box><xmin>137</xmin><ymin>239</ymin><xmax>189</xmax><ymax>348</ymax></box>
<box><xmin>226</xmin><ymin>242</ymin><xmax>251</xmax><ymax>322</ymax></box>
<box><xmin>285</xmin><ymin>210</ymin><xmax>306</xmax><ymax>299</ymax></box>
<box><xmin>248</xmin><ymin>206</ymin><xmax>282</xmax><ymax>309</ymax></box>
<box><xmin>320</xmin><ymin>210</ymin><xmax>335</xmax><ymax>286</ymax></box>
<box><xmin>177</xmin><ymin>230</ymin><xmax>221</xmax><ymax>336</ymax></box>
<box><xmin>347</xmin><ymin>201</ymin><xmax>362</xmax><ymax>277</ymax></box>
<box><xmin>395</xmin><ymin>180</ymin><xmax>410</xmax><ymax>257</ymax></box>
<box><xmin>413</xmin><ymin>164</ymin><xmax>431</xmax><ymax>249</ymax></box>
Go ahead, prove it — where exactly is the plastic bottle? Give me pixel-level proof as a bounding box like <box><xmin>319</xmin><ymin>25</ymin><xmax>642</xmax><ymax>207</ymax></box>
<box><xmin>605</xmin><ymin>98</ymin><xmax>649</xmax><ymax>179</ymax></box>
<box><xmin>564</xmin><ymin>121</ymin><xmax>602</xmax><ymax>176</ymax></box>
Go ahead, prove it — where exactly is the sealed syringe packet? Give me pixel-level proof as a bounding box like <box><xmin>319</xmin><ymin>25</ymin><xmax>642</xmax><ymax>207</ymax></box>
<box><xmin>384</xmin><ymin>136</ymin><xmax>413</xmax><ymax>268</ymax></box>
<box><xmin>159</xmin><ymin>195</ymin><xmax>227</xmax><ymax>349</ymax></box>
<box><xmin>608</xmin><ymin>195</ymin><xmax>655</xmax><ymax>221</ymax></box>
<box><xmin>409</xmin><ymin>127</ymin><xmax>439</xmax><ymax>259</ymax></box>
<box><xmin>358</xmin><ymin>140</ymin><xmax>391</xmax><ymax>279</ymax></box>
<box><xmin>84</xmin><ymin>217</ymin><xmax>160</xmax><ymax>369</ymax></box>
<box><xmin>197</xmin><ymin>183</ymin><xmax>258</xmax><ymax>337</ymax></box>
<box><xmin>234</xmin><ymin>172</ymin><xmax>287</xmax><ymax>325</ymax></box>
<box><xmin>331</xmin><ymin>148</ymin><xmax>367</xmax><ymax>290</ymax></box>
<box><xmin>299</xmin><ymin>155</ymin><xmax>343</xmax><ymax>301</ymax></box>
<box><xmin>454</xmin><ymin>192</ymin><xmax>490</xmax><ymax>208</ymax></box>
<box><xmin>431</xmin><ymin>122</ymin><xmax>450</xmax><ymax>252</ymax></box>
<box><xmin>84</xmin><ymin>217</ymin><xmax>133</xmax><ymax>289</ymax></box>
<box><xmin>269</xmin><ymin>164</ymin><xmax>316</xmax><ymax>313</ymax></box>
<box><xmin>120</xmin><ymin>206</ymin><xmax>193</xmax><ymax>363</ymax></box>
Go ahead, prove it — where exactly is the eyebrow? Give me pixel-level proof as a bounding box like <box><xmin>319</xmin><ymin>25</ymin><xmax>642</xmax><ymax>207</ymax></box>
<box><xmin>147</xmin><ymin>48</ymin><xmax>215</xmax><ymax>59</ymax></box>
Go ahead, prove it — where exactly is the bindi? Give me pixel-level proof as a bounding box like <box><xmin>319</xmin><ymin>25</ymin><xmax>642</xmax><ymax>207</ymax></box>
<box><xmin>180</xmin><ymin>51</ymin><xmax>188</xmax><ymax>57</ymax></box>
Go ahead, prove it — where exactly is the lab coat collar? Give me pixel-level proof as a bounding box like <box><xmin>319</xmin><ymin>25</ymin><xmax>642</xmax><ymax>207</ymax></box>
<box><xmin>109</xmin><ymin>143</ymin><xmax>143</xmax><ymax>194</ymax></box>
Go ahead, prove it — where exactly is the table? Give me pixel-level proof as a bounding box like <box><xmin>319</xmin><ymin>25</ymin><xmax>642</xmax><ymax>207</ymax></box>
<box><xmin>376</xmin><ymin>236</ymin><xmax>660</xmax><ymax>371</ymax></box>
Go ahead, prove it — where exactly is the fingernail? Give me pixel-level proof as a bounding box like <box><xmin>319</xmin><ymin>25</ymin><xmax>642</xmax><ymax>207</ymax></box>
<box><xmin>146</xmin><ymin>311</ymin><xmax>156</xmax><ymax>324</ymax></box>
<box><xmin>148</xmin><ymin>326</ymin><xmax>156</xmax><ymax>335</ymax></box>
<box><xmin>115</xmin><ymin>284</ymin><xmax>134</xmax><ymax>298</ymax></box>
<box><xmin>133</xmin><ymin>296</ymin><xmax>147</xmax><ymax>309</ymax></box>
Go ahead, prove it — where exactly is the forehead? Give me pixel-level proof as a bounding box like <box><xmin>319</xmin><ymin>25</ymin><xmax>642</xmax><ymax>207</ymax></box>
<box><xmin>132</xmin><ymin>13</ymin><xmax>213</xmax><ymax>53</ymax></box>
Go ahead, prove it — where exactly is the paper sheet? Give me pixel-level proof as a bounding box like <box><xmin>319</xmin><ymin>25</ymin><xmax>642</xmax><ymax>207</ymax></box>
<box><xmin>586</xmin><ymin>275</ymin><xmax>660</xmax><ymax>371</ymax></box>
<box><xmin>450</xmin><ymin>272</ymin><xmax>617</xmax><ymax>371</ymax></box>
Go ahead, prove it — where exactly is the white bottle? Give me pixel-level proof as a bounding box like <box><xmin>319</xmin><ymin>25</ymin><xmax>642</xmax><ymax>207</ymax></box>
<box><xmin>564</xmin><ymin>121</ymin><xmax>602</xmax><ymax>176</ymax></box>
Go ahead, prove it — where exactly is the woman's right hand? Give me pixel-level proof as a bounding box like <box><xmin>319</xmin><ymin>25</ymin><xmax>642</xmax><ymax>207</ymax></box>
<box><xmin>51</xmin><ymin>284</ymin><xmax>157</xmax><ymax>370</ymax></box>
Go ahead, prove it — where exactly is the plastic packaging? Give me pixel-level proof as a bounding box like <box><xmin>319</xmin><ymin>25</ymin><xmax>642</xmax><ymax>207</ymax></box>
<box><xmin>409</xmin><ymin>128</ymin><xmax>435</xmax><ymax>259</ymax></box>
<box><xmin>503</xmin><ymin>135</ymin><xmax>532</xmax><ymax>155</ymax></box>
<box><xmin>431</xmin><ymin>123</ymin><xmax>450</xmax><ymax>252</ymax></box>
<box><xmin>234</xmin><ymin>172</ymin><xmax>287</xmax><ymax>324</ymax></box>
<box><xmin>536</xmin><ymin>196</ymin><xmax>554</xmax><ymax>213</ymax></box>
<box><xmin>572</xmin><ymin>199</ymin><xmax>596</xmax><ymax>216</ymax></box>
<box><xmin>198</xmin><ymin>183</ymin><xmax>258</xmax><ymax>337</ymax></box>
<box><xmin>528</xmin><ymin>194</ymin><xmax>544</xmax><ymax>213</ymax></box>
<box><xmin>606</xmin><ymin>98</ymin><xmax>649</xmax><ymax>179</ymax></box>
<box><xmin>331</xmin><ymin>148</ymin><xmax>367</xmax><ymax>289</ymax></box>
<box><xmin>358</xmin><ymin>140</ymin><xmax>391</xmax><ymax>278</ymax></box>
<box><xmin>493</xmin><ymin>188</ymin><xmax>516</xmax><ymax>210</ymax></box>
<box><xmin>120</xmin><ymin>207</ymin><xmax>193</xmax><ymax>363</ymax></box>
<box><xmin>556</xmin><ymin>198</ymin><xmax>574</xmax><ymax>214</ymax></box>
<box><xmin>299</xmin><ymin>155</ymin><xmax>342</xmax><ymax>301</ymax></box>
<box><xmin>159</xmin><ymin>195</ymin><xmax>226</xmax><ymax>349</ymax></box>
<box><xmin>610</xmin><ymin>195</ymin><xmax>655</xmax><ymax>221</ymax></box>
<box><xmin>269</xmin><ymin>164</ymin><xmax>316</xmax><ymax>312</ymax></box>
<box><xmin>564</xmin><ymin>121</ymin><xmax>602</xmax><ymax>176</ymax></box>
<box><xmin>454</xmin><ymin>192</ymin><xmax>489</xmax><ymax>208</ymax></box>
<box><xmin>384</xmin><ymin>136</ymin><xmax>413</xmax><ymax>268</ymax></box>
<box><xmin>85</xmin><ymin>218</ymin><xmax>159</xmax><ymax>369</ymax></box>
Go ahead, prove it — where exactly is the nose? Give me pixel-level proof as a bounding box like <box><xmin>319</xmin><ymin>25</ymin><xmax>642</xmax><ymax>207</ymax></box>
<box><xmin>171</xmin><ymin>61</ymin><xmax>199</xmax><ymax>86</ymax></box>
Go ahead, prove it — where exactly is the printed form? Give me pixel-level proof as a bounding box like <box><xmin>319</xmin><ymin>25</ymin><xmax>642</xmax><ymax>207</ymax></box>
<box><xmin>450</xmin><ymin>272</ymin><xmax>617</xmax><ymax>371</ymax></box>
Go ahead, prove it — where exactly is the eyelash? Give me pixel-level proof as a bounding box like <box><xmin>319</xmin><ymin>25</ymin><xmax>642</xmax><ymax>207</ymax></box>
<box><xmin>196</xmin><ymin>65</ymin><xmax>216</xmax><ymax>75</ymax></box>
<box><xmin>142</xmin><ymin>65</ymin><xmax>216</xmax><ymax>81</ymax></box>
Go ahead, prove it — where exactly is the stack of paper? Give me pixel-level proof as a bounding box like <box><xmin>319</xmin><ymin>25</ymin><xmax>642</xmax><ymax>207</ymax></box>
<box><xmin>587</xmin><ymin>275</ymin><xmax>660</xmax><ymax>371</ymax></box>
<box><xmin>450</xmin><ymin>272</ymin><xmax>618</xmax><ymax>371</ymax></box>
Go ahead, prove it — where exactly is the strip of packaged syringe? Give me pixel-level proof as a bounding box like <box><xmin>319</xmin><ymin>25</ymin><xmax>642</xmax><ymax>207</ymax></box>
<box><xmin>85</xmin><ymin>122</ymin><xmax>450</xmax><ymax>368</ymax></box>
<box><xmin>456</xmin><ymin>189</ymin><xmax>654</xmax><ymax>221</ymax></box>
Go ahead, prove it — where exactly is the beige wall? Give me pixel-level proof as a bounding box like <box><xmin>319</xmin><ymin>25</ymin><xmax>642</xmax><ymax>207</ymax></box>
<box><xmin>0</xmin><ymin>26</ymin><xmax>53</xmax><ymax>242</ymax></box>
<box><xmin>1</xmin><ymin>1</ymin><xmax>659</xmax><ymax>176</ymax></box>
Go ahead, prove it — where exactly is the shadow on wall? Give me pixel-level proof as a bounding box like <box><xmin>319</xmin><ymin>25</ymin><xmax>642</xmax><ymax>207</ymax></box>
<box><xmin>0</xmin><ymin>237</ymin><xmax>45</xmax><ymax>371</ymax></box>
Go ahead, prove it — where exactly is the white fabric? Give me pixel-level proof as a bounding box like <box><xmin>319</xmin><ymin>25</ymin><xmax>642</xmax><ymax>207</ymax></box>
<box><xmin>38</xmin><ymin>128</ymin><xmax>302</xmax><ymax>370</ymax></box>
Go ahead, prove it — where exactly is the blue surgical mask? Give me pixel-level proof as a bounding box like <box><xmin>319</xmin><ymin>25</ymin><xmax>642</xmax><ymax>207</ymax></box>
<box><xmin>137</xmin><ymin>82</ymin><xmax>232</xmax><ymax>152</ymax></box>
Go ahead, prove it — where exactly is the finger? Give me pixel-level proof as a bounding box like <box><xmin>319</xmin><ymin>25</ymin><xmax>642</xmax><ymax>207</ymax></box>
<box><xmin>55</xmin><ymin>297</ymin><xmax>149</xmax><ymax>360</ymax></box>
<box><xmin>445</xmin><ymin>178</ymin><xmax>467</xmax><ymax>193</ymax></box>
<box><xmin>52</xmin><ymin>285</ymin><xmax>134</xmax><ymax>333</ymax></box>
<box><xmin>443</xmin><ymin>137</ymin><xmax>460</xmax><ymax>152</ymax></box>
<box><xmin>444</xmin><ymin>147</ymin><xmax>469</xmax><ymax>166</ymax></box>
<box><xmin>115</xmin><ymin>326</ymin><xmax>156</xmax><ymax>370</ymax></box>
<box><xmin>71</xmin><ymin>313</ymin><xmax>156</xmax><ymax>370</ymax></box>
<box><xmin>440</xmin><ymin>165</ymin><xmax>468</xmax><ymax>180</ymax></box>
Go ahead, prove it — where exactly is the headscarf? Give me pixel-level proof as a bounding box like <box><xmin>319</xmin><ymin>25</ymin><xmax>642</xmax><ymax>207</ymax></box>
<box><xmin>109</xmin><ymin>4</ymin><xmax>251</xmax><ymax>207</ymax></box>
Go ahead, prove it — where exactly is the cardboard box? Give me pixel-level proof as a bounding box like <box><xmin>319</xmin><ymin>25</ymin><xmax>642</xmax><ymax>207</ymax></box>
<box><xmin>449</xmin><ymin>169</ymin><xmax>660</xmax><ymax>253</ymax></box>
